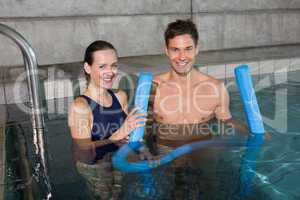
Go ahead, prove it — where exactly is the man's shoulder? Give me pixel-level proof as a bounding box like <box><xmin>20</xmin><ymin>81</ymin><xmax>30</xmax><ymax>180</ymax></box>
<box><xmin>194</xmin><ymin>70</ymin><xmax>222</xmax><ymax>86</ymax></box>
<box><xmin>153</xmin><ymin>72</ymin><xmax>169</xmax><ymax>84</ymax></box>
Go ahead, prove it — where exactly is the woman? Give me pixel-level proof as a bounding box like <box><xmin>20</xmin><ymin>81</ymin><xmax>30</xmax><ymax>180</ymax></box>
<box><xmin>68</xmin><ymin>40</ymin><xmax>146</xmax><ymax>199</ymax></box>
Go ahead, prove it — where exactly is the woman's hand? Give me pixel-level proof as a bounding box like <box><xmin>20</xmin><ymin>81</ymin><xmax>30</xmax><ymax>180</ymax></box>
<box><xmin>109</xmin><ymin>108</ymin><xmax>147</xmax><ymax>142</ymax></box>
<box><xmin>116</xmin><ymin>136</ymin><xmax>129</xmax><ymax>146</ymax></box>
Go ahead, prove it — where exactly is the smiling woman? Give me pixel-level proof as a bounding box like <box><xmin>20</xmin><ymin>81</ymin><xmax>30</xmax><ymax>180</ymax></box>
<box><xmin>83</xmin><ymin>42</ymin><xmax>118</xmax><ymax>89</ymax></box>
<box><xmin>68</xmin><ymin>40</ymin><xmax>147</xmax><ymax>199</ymax></box>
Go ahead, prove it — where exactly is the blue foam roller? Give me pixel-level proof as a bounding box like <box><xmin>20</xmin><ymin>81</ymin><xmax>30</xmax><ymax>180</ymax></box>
<box><xmin>113</xmin><ymin>140</ymin><xmax>213</xmax><ymax>172</ymax></box>
<box><xmin>113</xmin><ymin>67</ymin><xmax>262</xmax><ymax>173</ymax></box>
<box><xmin>129</xmin><ymin>72</ymin><xmax>153</xmax><ymax>142</ymax></box>
<box><xmin>240</xmin><ymin>134</ymin><xmax>264</xmax><ymax>197</ymax></box>
<box><xmin>234</xmin><ymin>65</ymin><xmax>265</xmax><ymax>134</ymax></box>
<box><xmin>112</xmin><ymin>138</ymin><xmax>245</xmax><ymax>173</ymax></box>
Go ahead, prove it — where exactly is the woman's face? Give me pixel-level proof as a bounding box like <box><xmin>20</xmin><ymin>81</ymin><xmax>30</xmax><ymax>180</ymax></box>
<box><xmin>84</xmin><ymin>49</ymin><xmax>118</xmax><ymax>89</ymax></box>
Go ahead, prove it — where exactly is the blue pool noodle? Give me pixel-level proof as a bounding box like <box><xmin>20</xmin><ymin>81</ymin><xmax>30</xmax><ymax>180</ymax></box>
<box><xmin>113</xmin><ymin>140</ymin><xmax>216</xmax><ymax>172</ymax></box>
<box><xmin>240</xmin><ymin>134</ymin><xmax>263</xmax><ymax>198</ymax></box>
<box><xmin>129</xmin><ymin>72</ymin><xmax>153</xmax><ymax>142</ymax></box>
<box><xmin>112</xmin><ymin>66</ymin><xmax>265</xmax><ymax>173</ymax></box>
<box><xmin>112</xmin><ymin>138</ymin><xmax>246</xmax><ymax>173</ymax></box>
<box><xmin>126</xmin><ymin>72</ymin><xmax>154</xmax><ymax>195</ymax></box>
<box><xmin>234</xmin><ymin>65</ymin><xmax>265</xmax><ymax>134</ymax></box>
<box><xmin>113</xmin><ymin>71</ymin><xmax>220</xmax><ymax>172</ymax></box>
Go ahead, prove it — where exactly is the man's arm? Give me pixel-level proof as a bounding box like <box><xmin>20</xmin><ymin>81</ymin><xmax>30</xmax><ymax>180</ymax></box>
<box><xmin>221</xmin><ymin>118</ymin><xmax>249</xmax><ymax>135</ymax></box>
<box><xmin>215</xmin><ymin>82</ymin><xmax>249</xmax><ymax>135</ymax></box>
<box><xmin>215</xmin><ymin>83</ymin><xmax>270</xmax><ymax>138</ymax></box>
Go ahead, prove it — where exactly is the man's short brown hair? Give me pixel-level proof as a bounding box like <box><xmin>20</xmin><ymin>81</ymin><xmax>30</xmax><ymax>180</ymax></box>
<box><xmin>164</xmin><ymin>19</ymin><xmax>199</xmax><ymax>47</ymax></box>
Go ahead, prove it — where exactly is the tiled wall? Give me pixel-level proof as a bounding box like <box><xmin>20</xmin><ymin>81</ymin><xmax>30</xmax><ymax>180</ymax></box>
<box><xmin>202</xmin><ymin>57</ymin><xmax>300</xmax><ymax>79</ymax></box>
<box><xmin>1</xmin><ymin>57</ymin><xmax>300</xmax><ymax>104</ymax></box>
<box><xmin>0</xmin><ymin>57</ymin><xmax>299</xmax><ymax>120</ymax></box>
<box><xmin>1</xmin><ymin>0</ymin><xmax>300</xmax><ymax>67</ymax></box>
<box><xmin>198</xmin><ymin>57</ymin><xmax>300</xmax><ymax>92</ymax></box>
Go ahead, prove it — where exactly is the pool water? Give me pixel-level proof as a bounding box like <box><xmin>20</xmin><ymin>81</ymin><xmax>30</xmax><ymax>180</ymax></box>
<box><xmin>4</xmin><ymin>71</ymin><xmax>300</xmax><ymax>200</ymax></box>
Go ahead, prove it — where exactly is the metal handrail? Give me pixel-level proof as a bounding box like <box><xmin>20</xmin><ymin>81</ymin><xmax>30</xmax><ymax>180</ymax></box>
<box><xmin>0</xmin><ymin>23</ymin><xmax>51</xmax><ymax>199</ymax></box>
<box><xmin>0</xmin><ymin>23</ymin><xmax>44</xmax><ymax>130</ymax></box>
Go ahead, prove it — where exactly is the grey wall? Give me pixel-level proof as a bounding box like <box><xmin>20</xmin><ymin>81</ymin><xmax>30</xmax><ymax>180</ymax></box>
<box><xmin>0</xmin><ymin>0</ymin><xmax>300</xmax><ymax>67</ymax></box>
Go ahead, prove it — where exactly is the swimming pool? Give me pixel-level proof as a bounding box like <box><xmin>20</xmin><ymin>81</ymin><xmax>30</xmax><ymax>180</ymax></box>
<box><xmin>4</xmin><ymin>70</ymin><xmax>300</xmax><ymax>199</ymax></box>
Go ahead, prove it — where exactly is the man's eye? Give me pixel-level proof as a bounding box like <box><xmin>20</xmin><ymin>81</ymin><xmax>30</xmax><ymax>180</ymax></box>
<box><xmin>112</xmin><ymin>64</ymin><xmax>118</xmax><ymax>68</ymax></box>
<box><xmin>99</xmin><ymin>65</ymin><xmax>105</xmax><ymax>69</ymax></box>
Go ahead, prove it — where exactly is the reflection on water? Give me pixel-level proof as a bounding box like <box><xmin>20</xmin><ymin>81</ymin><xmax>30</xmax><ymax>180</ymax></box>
<box><xmin>119</xmin><ymin>136</ymin><xmax>250</xmax><ymax>200</ymax></box>
<box><xmin>240</xmin><ymin>134</ymin><xmax>264</xmax><ymax>198</ymax></box>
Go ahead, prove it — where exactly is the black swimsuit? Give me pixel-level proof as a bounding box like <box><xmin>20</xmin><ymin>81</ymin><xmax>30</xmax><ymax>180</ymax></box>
<box><xmin>73</xmin><ymin>90</ymin><xmax>127</xmax><ymax>164</ymax></box>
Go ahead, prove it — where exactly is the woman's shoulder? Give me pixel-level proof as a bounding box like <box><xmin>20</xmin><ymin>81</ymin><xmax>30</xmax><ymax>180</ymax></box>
<box><xmin>113</xmin><ymin>89</ymin><xmax>127</xmax><ymax>99</ymax></box>
<box><xmin>111</xmin><ymin>89</ymin><xmax>128</xmax><ymax>111</ymax></box>
<box><xmin>111</xmin><ymin>89</ymin><xmax>127</xmax><ymax>102</ymax></box>
<box><xmin>69</xmin><ymin>96</ymin><xmax>91</xmax><ymax>114</ymax></box>
<box><xmin>68</xmin><ymin>96</ymin><xmax>93</xmax><ymax>139</ymax></box>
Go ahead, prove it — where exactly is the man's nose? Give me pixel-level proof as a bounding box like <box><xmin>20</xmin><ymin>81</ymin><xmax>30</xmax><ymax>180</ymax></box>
<box><xmin>179</xmin><ymin>51</ymin><xmax>186</xmax><ymax>60</ymax></box>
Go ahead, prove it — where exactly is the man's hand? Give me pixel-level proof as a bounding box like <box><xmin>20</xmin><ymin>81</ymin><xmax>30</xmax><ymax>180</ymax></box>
<box><xmin>138</xmin><ymin>146</ymin><xmax>160</xmax><ymax>167</ymax></box>
<box><xmin>264</xmin><ymin>132</ymin><xmax>272</xmax><ymax>140</ymax></box>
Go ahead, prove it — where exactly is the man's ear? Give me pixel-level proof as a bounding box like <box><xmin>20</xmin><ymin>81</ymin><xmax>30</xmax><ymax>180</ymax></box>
<box><xmin>83</xmin><ymin>62</ymin><xmax>91</xmax><ymax>74</ymax></box>
<box><xmin>164</xmin><ymin>44</ymin><xmax>169</xmax><ymax>57</ymax></box>
<box><xmin>195</xmin><ymin>43</ymin><xmax>200</xmax><ymax>55</ymax></box>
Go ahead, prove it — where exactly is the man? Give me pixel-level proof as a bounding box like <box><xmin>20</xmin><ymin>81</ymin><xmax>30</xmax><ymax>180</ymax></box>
<box><xmin>147</xmin><ymin>19</ymin><xmax>247</xmax><ymax>199</ymax></box>
<box><xmin>151</xmin><ymin>19</ymin><xmax>246</xmax><ymax>148</ymax></box>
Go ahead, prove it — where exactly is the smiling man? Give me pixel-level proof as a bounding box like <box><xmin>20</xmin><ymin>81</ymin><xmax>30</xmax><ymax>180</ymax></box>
<box><xmin>147</xmin><ymin>19</ymin><xmax>238</xmax><ymax>199</ymax></box>
<box><xmin>151</xmin><ymin>19</ymin><xmax>236</xmax><ymax>146</ymax></box>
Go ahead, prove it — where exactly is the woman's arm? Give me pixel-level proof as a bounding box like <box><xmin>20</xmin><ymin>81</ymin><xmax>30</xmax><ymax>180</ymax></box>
<box><xmin>68</xmin><ymin>96</ymin><xmax>147</xmax><ymax>150</ymax></box>
<box><xmin>68</xmin><ymin>97</ymin><xmax>93</xmax><ymax>140</ymax></box>
<box><xmin>68</xmin><ymin>97</ymin><xmax>114</xmax><ymax>149</ymax></box>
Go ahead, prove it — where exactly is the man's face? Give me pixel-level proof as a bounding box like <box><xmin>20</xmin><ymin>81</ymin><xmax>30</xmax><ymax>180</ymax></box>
<box><xmin>165</xmin><ymin>34</ymin><xmax>199</xmax><ymax>76</ymax></box>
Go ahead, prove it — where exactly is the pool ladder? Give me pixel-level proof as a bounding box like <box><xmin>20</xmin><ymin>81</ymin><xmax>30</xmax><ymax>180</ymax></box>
<box><xmin>0</xmin><ymin>23</ymin><xmax>51</xmax><ymax>199</ymax></box>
